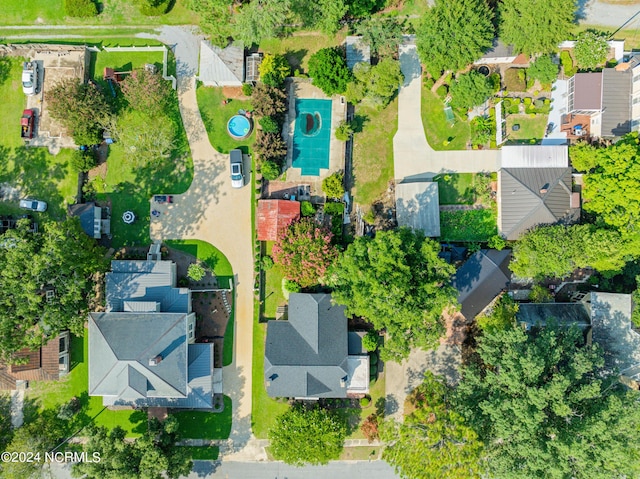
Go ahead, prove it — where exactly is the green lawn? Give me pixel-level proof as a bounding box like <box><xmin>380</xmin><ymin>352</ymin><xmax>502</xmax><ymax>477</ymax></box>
<box><xmin>259</xmin><ymin>30</ymin><xmax>346</xmax><ymax>74</ymax></box>
<box><xmin>26</xmin><ymin>334</ymin><xmax>147</xmax><ymax>437</ymax></box>
<box><xmin>440</xmin><ymin>209</ymin><xmax>497</xmax><ymax>242</ymax></box>
<box><xmin>422</xmin><ymin>86</ymin><xmax>471</xmax><ymax>151</ymax></box>
<box><xmin>181</xmin><ymin>445</ymin><xmax>220</xmax><ymax>460</ymax></box>
<box><xmin>0</xmin><ymin>57</ymin><xmax>79</xmax><ymax>218</ymax></box>
<box><xmin>352</xmin><ymin>99</ymin><xmax>397</xmax><ymax>207</ymax></box>
<box><xmin>340</xmin><ymin>446</ymin><xmax>381</xmax><ymax>461</ymax></box>
<box><xmin>251</xmin><ymin>319</ymin><xmax>289</xmax><ymax>439</ymax></box>
<box><xmin>0</xmin><ymin>0</ymin><xmax>198</xmax><ymax>25</ymax></box>
<box><xmin>434</xmin><ymin>173</ymin><xmax>475</xmax><ymax>205</ymax></box>
<box><xmin>263</xmin><ymin>241</ymin><xmax>286</xmax><ymax>321</ymax></box>
<box><xmin>172</xmin><ymin>397</ymin><xmax>232</xmax><ymax>440</ymax></box>
<box><xmin>506</xmin><ymin>114</ymin><xmax>547</xmax><ymax>142</ymax></box>
<box><xmin>92</xmin><ymin>50</ymin><xmax>164</xmax><ymax>80</ymax></box>
<box><xmin>196</xmin><ymin>84</ymin><xmax>255</xmax><ymax>154</ymax></box>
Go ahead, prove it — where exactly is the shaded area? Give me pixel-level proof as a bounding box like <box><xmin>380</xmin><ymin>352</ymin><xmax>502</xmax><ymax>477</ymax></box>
<box><xmin>172</xmin><ymin>396</ymin><xmax>232</xmax><ymax>439</ymax></box>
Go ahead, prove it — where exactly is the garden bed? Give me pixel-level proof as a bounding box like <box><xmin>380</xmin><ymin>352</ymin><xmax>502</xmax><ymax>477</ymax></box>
<box><xmin>440</xmin><ymin>208</ymin><xmax>497</xmax><ymax>242</ymax></box>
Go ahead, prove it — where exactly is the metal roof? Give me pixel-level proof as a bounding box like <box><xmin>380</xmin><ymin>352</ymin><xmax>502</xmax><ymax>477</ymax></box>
<box><xmin>500</xmin><ymin>145</ymin><xmax>568</xmax><ymax>168</ymax></box>
<box><xmin>517</xmin><ymin>303</ymin><xmax>591</xmax><ymax>329</ymax></box>
<box><xmin>395</xmin><ymin>181</ymin><xmax>440</xmax><ymax>237</ymax></box>
<box><xmin>256</xmin><ymin>200</ymin><xmax>301</xmax><ymax>241</ymax></box>
<box><xmin>602</xmin><ymin>68</ymin><xmax>632</xmax><ymax>137</ymax></box>
<box><xmin>198</xmin><ymin>41</ymin><xmax>244</xmax><ymax>87</ymax></box>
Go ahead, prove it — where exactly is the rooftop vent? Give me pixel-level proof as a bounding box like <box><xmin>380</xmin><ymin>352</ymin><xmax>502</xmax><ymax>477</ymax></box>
<box><xmin>148</xmin><ymin>354</ymin><xmax>163</xmax><ymax>367</ymax></box>
<box><xmin>539</xmin><ymin>183</ymin><xmax>550</xmax><ymax>195</ymax></box>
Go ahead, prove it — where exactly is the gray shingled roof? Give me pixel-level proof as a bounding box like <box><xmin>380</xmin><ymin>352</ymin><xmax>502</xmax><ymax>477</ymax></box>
<box><xmin>395</xmin><ymin>181</ymin><xmax>440</xmax><ymax>237</ymax></box>
<box><xmin>498</xmin><ymin>167</ymin><xmax>574</xmax><ymax>240</ymax></box>
<box><xmin>602</xmin><ymin>68</ymin><xmax>632</xmax><ymax>138</ymax></box>
<box><xmin>452</xmin><ymin>249</ymin><xmax>511</xmax><ymax>320</ymax></box>
<box><xmin>68</xmin><ymin>202</ymin><xmax>99</xmax><ymax>238</ymax></box>
<box><xmin>265</xmin><ymin>293</ymin><xmax>350</xmax><ymax>398</ymax></box>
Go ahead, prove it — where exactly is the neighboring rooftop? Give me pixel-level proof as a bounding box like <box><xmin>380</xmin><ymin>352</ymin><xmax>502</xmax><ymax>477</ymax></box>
<box><xmin>245</xmin><ymin>52</ymin><xmax>262</xmax><ymax>83</ymax></box>
<box><xmin>572</xmin><ymin>72</ymin><xmax>603</xmax><ymax>111</ymax></box>
<box><xmin>265</xmin><ymin>293</ymin><xmax>369</xmax><ymax>398</ymax></box>
<box><xmin>256</xmin><ymin>199</ymin><xmax>301</xmax><ymax>241</ymax></box>
<box><xmin>395</xmin><ymin>181</ymin><xmax>440</xmax><ymax>237</ymax></box>
<box><xmin>498</xmin><ymin>167</ymin><xmax>576</xmax><ymax>240</ymax></box>
<box><xmin>517</xmin><ymin>303</ymin><xmax>591</xmax><ymax>330</ymax></box>
<box><xmin>452</xmin><ymin>249</ymin><xmax>511</xmax><ymax>320</ymax></box>
<box><xmin>68</xmin><ymin>202</ymin><xmax>110</xmax><ymax>239</ymax></box>
<box><xmin>602</xmin><ymin>67</ymin><xmax>632</xmax><ymax>138</ymax></box>
<box><xmin>346</xmin><ymin>36</ymin><xmax>371</xmax><ymax>70</ymax></box>
<box><xmin>198</xmin><ymin>41</ymin><xmax>244</xmax><ymax>87</ymax></box>
<box><xmin>500</xmin><ymin>145</ymin><xmax>568</xmax><ymax>168</ymax></box>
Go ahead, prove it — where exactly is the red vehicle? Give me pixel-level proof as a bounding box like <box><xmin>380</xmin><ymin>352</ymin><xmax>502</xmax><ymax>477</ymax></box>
<box><xmin>20</xmin><ymin>109</ymin><xmax>35</xmax><ymax>140</ymax></box>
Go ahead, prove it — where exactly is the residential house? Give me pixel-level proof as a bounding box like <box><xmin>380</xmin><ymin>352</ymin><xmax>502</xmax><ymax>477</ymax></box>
<box><xmin>498</xmin><ymin>165</ymin><xmax>579</xmax><ymax>240</ymax></box>
<box><xmin>346</xmin><ymin>36</ymin><xmax>371</xmax><ymax>70</ymax></box>
<box><xmin>452</xmin><ymin>249</ymin><xmax>511</xmax><ymax>321</ymax></box>
<box><xmin>395</xmin><ymin>181</ymin><xmax>440</xmax><ymax>237</ymax></box>
<box><xmin>68</xmin><ymin>202</ymin><xmax>111</xmax><ymax>239</ymax></box>
<box><xmin>474</xmin><ymin>39</ymin><xmax>527</xmax><ymax>65</ymax></box>
<box><xmin>0</xmin><ymin>332</ymin><xmax>70</xmax><ymax>390</ymax></box>
<box><xmin>264</xmin><ymin>293</ymin><xmax>369</xmax><ymax>399</ymax></box>
<box><xmin>89</xmin><ymin>257</ymin><xmax>214</xmax><ymax>408</ymax></box>
<box><xmin>198</xmin><ymin>41</ymin><xmax>244</xmax><ymax>87</ymax></box>
<box><xmin>257</xmin><ymin>199</ymin><xmax>301</xmax><ymax>241</ymax></box>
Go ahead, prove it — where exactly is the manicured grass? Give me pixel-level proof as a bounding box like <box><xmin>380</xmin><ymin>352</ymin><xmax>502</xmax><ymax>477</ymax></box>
<box><xmin>0</xmin><ymin>28</ymin><xmax>159</xmax><ymax>40</ymax></box>
<box><xmin>181</xmin><ymin>445</ymin><xmax>220</xmax><ymax>460</ymax></box>
<box><xmin>165</xmin><ymin>239</ymin><xmax>233</xmax><ymax>278</ymax></box>
<box><xmin>421</xmin><ymin>86</ymin><xmax>471</xmax><ymax>151</ymax></box>
<box><xmin>26</xmin><ymin>334</ymin><xmax>147</xmax><ymax>437</ymax></box>
<box><xmin>434</xmin><ymin>173</ymin><xmax>475</xmax><ymax>205</ymax></box>
<box><xmin>172</xmin><ymin>397</ymin><xmax>232</xmax><ymax>439</ymax></box>
<box><xmin>0</xmin><ymin>58</ymin><xmax>27</xmax><ymax>149</ymax></box>
<box><xmin>440</xmin><ymin>209</ymin><xmax>497</xmax><ymax>242</ymax></box>
<box><xmin>352</xmin><ymin>99</ymin><xmax>397</xmax><ymax>207</ymax></box>
<box><xmin>92</xmin><ymin>50</ymin><xmax>164</xmax><ymax>80</ymax></box>
<box><xmin>0</xmin><ymin>0</ymin><xmax>198</xmax><ymax>25</ymax></box>
<box><xmin>259</xmin><ymin>30</ymin><xmax>347</xmax><ymax>74</ymax></box>
<box><xmin>251</xmin><ymin>320</ymin><xmax>289</xmax><ymax>439</ymax></box>
<box><xmin>339</xmin><ymin>446</ymin><xmax>381</xmax><ymax>461</ymax></box>
<box><xmin>263</xmin><ymin>241</ymin><xmax>286</xmax><ymax>321</ymax></box>
<box><xmin>506</xmin><ymin>114</ymin><xmax>547</xmax><ymax>142</ymax></box>
<box><xmin>196</xmin><ymin>84</ymin><xmax>255</xmax><ymax>154</ymax></box>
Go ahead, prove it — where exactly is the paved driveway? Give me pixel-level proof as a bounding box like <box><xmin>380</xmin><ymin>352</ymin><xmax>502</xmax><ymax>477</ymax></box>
<box><xmin>148</xmin><ymin>27</ymin><xmax>255</xmax><ymax>452</ymax></box>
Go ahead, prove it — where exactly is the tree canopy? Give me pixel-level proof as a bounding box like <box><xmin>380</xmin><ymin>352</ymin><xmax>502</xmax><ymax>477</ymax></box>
<box><xmin>258</xmin><ymin>54</ymin><xmax>290</xmax><ymax>88</ymax></box>
<box><xmin>184</xmin><ymin>0</ymin><xmax>233</xmax><ymax>47</ymax></box>
<box><xmin>416</xmin><ymin>0</ymin><xmax>494</xmax><ymax>76</ymax></box>
<box><xmin>329</xmin><ymin>228</ymin><xmax>457</xmax><ymax>361</ymax></box>
<box><xmin>308</xmin><ymin>47</ymin><xmax>353</xmax><ymax>96</ymax></box>
<box><xmin>455</xmin><ymin>323</ymin><xmax>640</xmax><ymax>479</ymax></box>
<box><xmin>269</xmin><ymin>405</ymin><xmax>347</xmax><ymax>465</ymax></box>
<box><xmin>449</xmin><ymin>71</ymin><xmax>493</xmax><ymax>110</ymax></box>
<box><xmin>0</xmin><ymin>218</ymin><xmax>107</xmax><ymax>360</ymax></box>
<box><xmin>291</xmin><ymin>0</ymin><xmax>347</xmax><ymax>35</ymax></box>
<box><xmin>574</xmin><ymin>30</ymin><xmax>609</xmax><ymax>70</ymax></box>
<box><xmin>382</xmin><ymin>372</ymin><xmax>482</xmax><ymax>479</ymax></box>
<box><xmin>345</xmin><ymin>58</ymin><xmax>403</xmax><ymax>108</ymax></box>
<box><xmin>571</xmin><ymin>134</ymin><xmax>640</xmax><ymax>234</ymax></box>
<box><xmin>527</xmin><ymin>54</ymin><xmax>558</xmax><ymax>85</ymax></box>
<box><xmin>499</xmin><ymin>0</ymin><xmax>576</xmax><ymax>55</ymax></box>
<box><xmin>356</xmin><ymin>16</ymin><xmax>404</xmax><ymax>58</ymax></box>
<box><xmin>234</xmin><ymin>0</ymin><xmax>290</xmax><ymax>46</ymax></box>
<box><xmin>120</xmin><ymin>69</ymin><xmax>172</xmax><ymax>114</ymax></box>
<box><xmin>511</xmin><ymin>224</ymin><xmax>630</xmax><ymax>279</ymax></box>
<box><xmin>272</xmin><ymin>218</ymin><xmax>338</xmax><ymax>288</ymax></box>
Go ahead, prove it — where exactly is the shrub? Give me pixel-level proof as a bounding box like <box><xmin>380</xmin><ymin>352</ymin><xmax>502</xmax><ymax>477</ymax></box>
<box><xmin>259</xmin><ymin>54</ymin><xmax>290</xmax><ymax>88</ymax></box>
<box><xmin>487</xmin><ymin>234</ymin><xmax>507</xmax><ymax>251</ymax></box>
<box><xmin>362</xmin><ymin>330</ymin><xmax>381</xmax><ymax>351</ymax></box>
<box><xmin>65</xmin><ymin>0</ymin><xmax>98</xmax><ymax>17</ymax></box>
<box><xmin>70</xmin><ymin>150</ymin><xmax>96</xmax><ymax>172</ymax></box>
<box><xmin>489</xmin><ymin>72</ymin><xmax>501</xmax><ymax>92</ymax></box>
<box><xmin>259</xmin><ymin>116</ymin><xmax>280</xmax><ymax>133</ymax></box>
<box><xmin>504</xmin><ymin>68</ymin><xmax>526</xmax><ymax>91</ymax></box>
<box><xmin>370</xmin><ymin>364</ymin><xmax>378</xmax><ymax>376</ymax></box>
<box><xmin>261</xmin><ymin>255</ymin><xmax>274</xmax><ymax>270</ymax></box>
<box><xmin>529</xmin><ymin>284</ymin><xmax>554</xmax><ymax>303</ymax></box>
<box><xmin>301</xmin><ymin>201</ymin><xmax>316</xmax><ymax>217</ymax></box>
<box><xmin>449</xmin><ymin>71</ymin><xmax>492</xmax><ymax>110</ymax></box>
<box><xmin>308</xmin><ymin>47</ymin><xmax>352</xmax><ymax>96</ymax></box>
<box><xmin>369</xmin><ymin>353</ymin><xmax>378</xmax><ymax>365</ymax></box>
<box><xmin>527</xmin><ymin>55</ymin><xmax>558</xmax><ymax>85</ymax></box>
<box><xmin>436</xmin><ymin>85</ymin><xmax>447</xmax><ymax>98</ymax></box>
<box><xmin>561</xmin><ymin>50</ymin><xmax>576</xmax><ymax>77</ymax></box>
<box><xmin>187</xmin><ymin>263</ymin><xmax>206</xmax><ymax>281</ymax></box>
<box><xmin>261</xmin><ymin>160</ymin><xmax>281</xmax><ymax>180</ymax></box>
<box><xmin>283</xmin><ymin>279</ymin><xmax>301</xmax><ymax>293</ymax></box>
<box><xmin>335</xmin><ymin>121</ymin><xmax>354</xmax><ymax>141</ymax></box>
<box><xmin>523</xmin><ymin>97</ymin><xmax>532</xmax><ymax>106</ymax></box>
<box><xmin>360</xmin><ymin>397</ymin><xmax>371</xmax><ymax>407</ymax></box>
<box><xmin>361</xmin><ymin>414</ymin><xmax>379</xmax><ymax>443</ymax></box>
<box><xmin>242</xmin><ymin>83</ymin><xmax>253</xmax><ymax>96</ymax></box>
<box><xmin>138</xmin><ymin>0</ymin><xmax>170</xmax><ymax>15</ymax></box>
<box><xmin>424</xmin><ymin>78</ymin><xmax>435</xmax><ymax>89</ymax></box>
<box><xmin>322</xmin><ymin>172</ymin><xmax>344</xmax><ymax>199</ymax></box>
<box><xmin>574</xmin><ymin>30</ymin><xmax>609</xmax><ymax>69</ymax></box>
<box><xmin>324</xmin><ymin>202</ymin><xmax>344</xmax><ymax>216</ymax></box>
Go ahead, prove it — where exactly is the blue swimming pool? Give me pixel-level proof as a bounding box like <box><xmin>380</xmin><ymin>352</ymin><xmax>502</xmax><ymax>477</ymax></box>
<box><xmin>227</xmin><ymin>115</ymin><xmax>253</xmax><ymax>140</ymax></box>
<box><xmin>292</xmin><ymin>99</ymin><xmax>332</xmax><ymax>176</ymax></box>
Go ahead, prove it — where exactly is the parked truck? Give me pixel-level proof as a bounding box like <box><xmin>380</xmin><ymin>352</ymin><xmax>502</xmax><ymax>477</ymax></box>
<box><xmin>21</xmin><ymin>61</ymin><xmax>38</xmax><ymax>96</ymax></box>
<box><xmin>20</xmin><ymin>109</ymin><xmax>35</xmax><ymax>140</ymax></box>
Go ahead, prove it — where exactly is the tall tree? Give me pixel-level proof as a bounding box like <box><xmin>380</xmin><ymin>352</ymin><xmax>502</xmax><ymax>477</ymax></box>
<box><xmin>574</xmin><ymin>30</ymin><xmax>609</xmax><ymax>69</ymax></box>
<box><xmin>449</xmin><ymin>71</ymin><xmax>493</xmax><ymax>110</ymax></box>
<box><xmin>356</xmin><ymin>16</ymin><xmax>404</xmax><ymax>58</ymax></box>
<box><xmin>269</xmin><ymin>405</ymin><xmax>347</xmax><ymax>466</ymax></box>
<box><xmin>272</xmin><ymin>218</ymin><xmax>338</xmax><ymax>288</ymax></box>
<box><xmin>499</xmin><ymin>0</ymin><xmax>576</xmax><ymax>55</ymax></box>
<box><xmin>346</xmin><ymin>0</ymin><xmax>385</xmax><ymax>18</ymax></box>
<box><xmin>571</xmin><ymin>134</ymin><xmax>640</xmax><ymax>234</ymax></box>
<box><xmin>345</xmin><ymin>58</ymin><xmax>403</xmax><ymax>108</ymax></box>
<box><xmin>329</xmin><ymin>228</ymin><xmax>457</xmax><ymax>361</ymax></box>
<box><xmin>308</xmin><ymin>47</ymin><xmax>353</xmax><ymax>96</ymax></box>
<box><xmin>382</xmin><ymin>372</ymin><xmax>482</xmax><ymax>479</ymax></box>
<box><xmin>511</xmin><ymin>224</ymin><xmax>630</xmax><ymax>279</ymax></box>
<box><xmin>0</xmin><ymin>218</ymin><xmax>107</xmax><ymax>359</ymax></box>
<box><xmin>120</xmin><ymin>69</ymin><xmax>173</xmax><ymax>114</ymax></box>
<box><xmin>291</xmin><ymin>0</ymin><xmax>347</xmax><ymax>35</ymax></box>
<box><xmin>184</xmin><ymin>0</ymin><xmax>233</xmax><ymax>47</ymax></box>
<box><xmin>416</xmin><ymin>0</ymin><xmax>494</xmax><ymax>76</ymax></box>
<box><xmin>234</xmin><ymin>0</ymin><xmax>291</xmax><ymax>45</ymax></box>
<box><xmin>455</xmin><ymin>323</ymin><xmax>640</xmax><ymax>479</ymax></box>
<box><xmin>527</xmin><ymin>54</ymin><xmax>559</xmax><ymax>84</ymax></box>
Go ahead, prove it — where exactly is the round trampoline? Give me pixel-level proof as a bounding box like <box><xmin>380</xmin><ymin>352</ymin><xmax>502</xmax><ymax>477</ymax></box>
<box><xmin>227</xmin><ymin>115</ymin><xmax>253</xmax><ymax>140</ymax></box>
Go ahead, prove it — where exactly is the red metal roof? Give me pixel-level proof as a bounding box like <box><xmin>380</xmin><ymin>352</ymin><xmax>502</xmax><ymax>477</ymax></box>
<box><xmin>257</xmin><ymin>200</ymin><xmax>301</xmax><ymax>241</ymax></box>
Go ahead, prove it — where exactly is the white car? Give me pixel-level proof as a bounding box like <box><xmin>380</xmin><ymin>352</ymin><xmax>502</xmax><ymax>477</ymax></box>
<box><xmin>230</xmin><ymin>149</ymin><xmax>244</xmax><ymax>189</ymax></box>
<box><xmin>22</xmin><ymin>62</ymin><xmax>38</xmax><ymax>96</ymax></box>
<box><xmin>19</xmin><ymin>198</ymin><xmax>47</xmax><ymax>212</ymax></box>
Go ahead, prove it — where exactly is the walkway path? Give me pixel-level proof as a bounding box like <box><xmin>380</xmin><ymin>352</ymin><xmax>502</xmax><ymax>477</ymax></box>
<box><xmin>144</xmin><ymin>26</ymin><xmax>256</xmax><ymax>458</ymax></box>
<box><xmin>393</xmin><ymin>40</ymin><xmax>500</xmax><ymax>181</ymax></box>
<box><xmin>10</xmin><ymin>389</ymin><xmax>24</xmax><ymax>428</ymax></box>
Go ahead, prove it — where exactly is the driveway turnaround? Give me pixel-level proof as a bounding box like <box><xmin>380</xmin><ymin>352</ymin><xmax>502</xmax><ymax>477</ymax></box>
<box><xmin>393</xmin><ymin>40</ymin><xmax>500</xmax><ymax>181</ymax></box>
<box><xmin>148</xmin><ymin>27</ymin><xmax>255</xmax><ymax>454</ymax></box>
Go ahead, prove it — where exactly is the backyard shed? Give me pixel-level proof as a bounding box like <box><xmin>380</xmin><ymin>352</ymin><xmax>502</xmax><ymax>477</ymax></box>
<box><xmin>257</xmin><ymin>199</ymin><xmax>301</xmax><ymax>241</ymax></box>
<box><xmin>395</xmin><ymin>181</ymin><xmax>440</xmax><ymax>237</ymax></box>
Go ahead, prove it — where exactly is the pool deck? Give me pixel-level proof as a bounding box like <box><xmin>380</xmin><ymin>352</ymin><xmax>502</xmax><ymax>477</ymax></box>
<box><xmin>283</xmin><ymin>79</ymin><xmax>347</xmax><ymax>190</ymax></box>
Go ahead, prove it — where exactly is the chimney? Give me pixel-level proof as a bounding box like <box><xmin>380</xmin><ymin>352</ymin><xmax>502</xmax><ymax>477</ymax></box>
<box><xmin>148</xmin><ymin>354</ymin><xmax>163</xmax><ymax>366</ymax></box>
